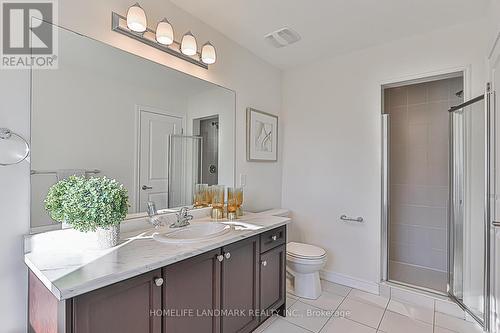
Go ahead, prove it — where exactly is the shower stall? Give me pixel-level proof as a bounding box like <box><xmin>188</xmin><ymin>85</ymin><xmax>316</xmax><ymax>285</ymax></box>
<box><xmin>381</xmin><ymin>73</ymin><xmax>494</xmax><ymax>330</ymax></box>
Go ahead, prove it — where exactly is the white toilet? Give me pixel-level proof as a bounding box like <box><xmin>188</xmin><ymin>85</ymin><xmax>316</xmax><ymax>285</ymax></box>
<box><xmin>286</xmin><ymin>242</ymin><xmax>327</xmax><ymax>299</ymax></box>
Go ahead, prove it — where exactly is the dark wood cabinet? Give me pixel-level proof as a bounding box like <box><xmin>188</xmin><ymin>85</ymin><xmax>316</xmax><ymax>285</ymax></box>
<box><xmin>72</xmin><ymin>269</ymin><xmax>162</xmax><ymax>333</ymax></box>
<box><xmin>28</xmin><ymin>226</ymin><xmax>287</xmax><ymax>333</ymax></box>
<box><xmin>163</xmin><ymin>249</ymin><xmax>221</xmax><ymax>333</ymax></box>
<box><xmin>260</xmin><ymin>244</ymin><xmax>286</xmax><ymax>315</ymax></box>
<box><xmin>221</xmin><ymin>236</ymin><xmax>260</xmax><ymax>333</ymax></box>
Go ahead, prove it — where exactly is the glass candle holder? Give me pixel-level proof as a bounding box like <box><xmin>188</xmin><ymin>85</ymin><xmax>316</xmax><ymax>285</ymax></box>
<box><xmin>193</xmin><ymin>184</ymin><xmax>209</xmax><ymax>208</ymax></box>
<box><xmin>210</xmin><ymin>185</ymin><xmax>224</xmax><ymax>220</ymax></box>
<box><xmin>235</xmin><ymin>187</ymin><xmax>243</xmax><ymax>217</ymax></box>
<box><xmin>227</xmin><ymin>187</ymin><xmax>238</xmax><ymax>220</ymax></box>
<box><xmin>207</xmin><ymin>186</ymin><xmax>215</xmax><ymax>206</ymax></box>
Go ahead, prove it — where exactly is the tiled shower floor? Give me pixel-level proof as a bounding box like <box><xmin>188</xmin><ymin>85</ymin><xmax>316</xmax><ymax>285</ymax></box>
<box><xmin>255</xmin><ymin>280</ymin><xmax>482</xmax><ymax>333</ymax></box>
<box><xmin>389</xmin><ymin>260</ymin><xmax>448</xmax><ymax>293</ymax></box>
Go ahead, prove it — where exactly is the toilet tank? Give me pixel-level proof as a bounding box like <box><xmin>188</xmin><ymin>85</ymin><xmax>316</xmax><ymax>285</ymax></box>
<box><xmin>258</xmin><ymin>208</ymin><xmax>290</xmax><ymax>217</ymax></box>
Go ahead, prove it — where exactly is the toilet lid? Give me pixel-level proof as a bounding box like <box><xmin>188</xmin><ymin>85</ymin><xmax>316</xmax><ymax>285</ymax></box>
<box><xmin>287</xmin><ymin>242</ymin><xmax>326</xmax><ymax>259</ymax></box>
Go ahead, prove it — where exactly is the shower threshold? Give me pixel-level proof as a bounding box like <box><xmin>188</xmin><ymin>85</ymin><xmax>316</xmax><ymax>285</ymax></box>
<box><xmin>386</xmin><ymin>279</ymin><xmax>448</xmax><ymax>298</ymax></box>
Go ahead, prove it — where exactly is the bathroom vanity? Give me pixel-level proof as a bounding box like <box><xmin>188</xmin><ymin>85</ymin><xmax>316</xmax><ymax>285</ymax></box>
<box><xmin>26</xmin><ymin>213</ymin><xmax>289</xmax><ymax>333</ymax></box>
<box><xmin>25</xmin><ymin>20</ymin><xmax>289</xmax><ymax>333</ymax></box>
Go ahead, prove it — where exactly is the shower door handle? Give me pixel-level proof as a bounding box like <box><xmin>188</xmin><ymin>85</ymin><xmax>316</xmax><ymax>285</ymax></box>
<box><xmin>493</xmin><ymin>221</ymin><xmax>500</xmax><ymax>227</ymax></box>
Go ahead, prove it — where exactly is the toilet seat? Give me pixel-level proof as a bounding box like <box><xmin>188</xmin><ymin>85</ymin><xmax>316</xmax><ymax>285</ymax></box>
<box><xmin>287</xmin><ymin>242</ymin><xmax>326</xmax><ymax>260</ymax></box>
<box><xmin>286</xmin><ymin>255</ymin><xmax>326</xmax><ymax>266</ymax></box>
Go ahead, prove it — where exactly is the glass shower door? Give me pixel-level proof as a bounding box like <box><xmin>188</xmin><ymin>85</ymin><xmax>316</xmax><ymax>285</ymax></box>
<box><xmin>168</xmin><ymin>135</ymin><xmax>203</xmax><ymax>208</ymax></box>
<box><xmin>449</xmin><ymin>91</ymin><xmax>492</xmax><ymax>330</ymax></box>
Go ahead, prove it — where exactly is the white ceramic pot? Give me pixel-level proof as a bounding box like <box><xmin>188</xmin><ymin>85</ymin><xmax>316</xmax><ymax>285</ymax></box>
<box><xmin>96</xmin><ymin>225</ymin><xmax>120</xmax><ymax>249</ymax></box>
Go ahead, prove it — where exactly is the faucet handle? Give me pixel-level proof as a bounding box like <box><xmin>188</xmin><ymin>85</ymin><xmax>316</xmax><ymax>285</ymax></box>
<box><xmin>177</xmin><ymin>206</ymin><xmax>193</xmax><ymax>218</ymax></box>
<box><xmin>147</xmin><ymin>201</ymin><xmax>157</xmax><ymax>217</ymax></box>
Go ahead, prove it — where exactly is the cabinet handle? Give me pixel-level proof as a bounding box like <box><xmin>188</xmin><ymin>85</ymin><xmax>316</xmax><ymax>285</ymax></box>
<box><xmin>217</xmin><ymin>255</ymin><xmax>224</xmax><ymax>262</ymax></box>
<box><xmin>224</xmin><ymin>252</ymin><xmax>231</xmax><ymax>259</ymax></box>
<box><xmin>271</xmin><ymin>235</ymin><xmax>278</xmax><ymax>241</ymax></box>
<box><xmin>154</xmin><ymin>277</ymin><xmax>164</xmax><ymax>287</ymax></box>
<box><xmin>261</xmin><ymin>260</ymin><xmax>267</xmax><ymax>267</ymax></box>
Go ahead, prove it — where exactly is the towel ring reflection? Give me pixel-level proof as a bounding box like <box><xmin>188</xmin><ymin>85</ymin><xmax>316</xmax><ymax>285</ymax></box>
<box><xmin>0</xmin><ymin>128</ymin><xmax>30</xmax><ymax>166</ymax></box>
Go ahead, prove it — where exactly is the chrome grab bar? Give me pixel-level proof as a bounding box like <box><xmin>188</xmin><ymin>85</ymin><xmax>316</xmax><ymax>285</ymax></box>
<box><xmin>340</xmin><ymin>215</ymin><xmax>364</xmax><ymax>223</ymax></box>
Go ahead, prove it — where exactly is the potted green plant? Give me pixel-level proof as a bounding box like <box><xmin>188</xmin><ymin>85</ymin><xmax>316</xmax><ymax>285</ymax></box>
<box><xmin>45</xmin><ymin>176</ymin><xmax>129</xmax><ymax>249</ymax></box>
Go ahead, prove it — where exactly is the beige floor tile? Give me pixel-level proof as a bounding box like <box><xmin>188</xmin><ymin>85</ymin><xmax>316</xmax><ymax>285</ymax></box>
<box><xmin>434</xmin><ymin>312</ymin><xmax>483</xmax><ymax>333</ymax></box>
<box><xmin>338</xmin><ymin>297</ymin><xmax>385</xmax><ymax>329</ymax></box>
<box><xmin>390</xmin><ymin>288</ymin><xmax>434</xmax><ymax>309</ymax></box>
<box><xmin>387</xmin><ymin>299</ymin><xmax>434</xmax><ymax>323</ymax></box>
<box><xmin>287</xmin><ymin>295</ymin><xmax>298</xmax><ymax>309</ymax></box>
<box><xmin>379</xmin><ymin>310</ymin><xmax>433</xmax><ymax>333</ymax></box>
<box><xmin>262</xmin><ymin>317</ymin><xmax>311</xmax><ymax>333</ymax></box>
<box><xmin>254</xmin><ymin>315</ymin><xmax>278</xmax><ymax>333</ymax></box>
<box><xmin>435</xmin><ymin>299</ymin><xmax>466</xmax><ymax>319</ymax></box>
<box><xmin>434</xmin><ymin>327</ymin><xmax>458</xmax><ymax>333</ymax></box>
<box><xmin>321</xmin><ymin>316</ymin><xmax>376</xmax><ymax>333</ymax></box>
<box><xmin>299</xmin><ymin>290</ymin><xmax>344</xmax><ymax>311</ymax></box>
<box><xmin>285</xmin><ymin>301</ymin><xmax>331</xmax><ymax>332</ymax></box>
<box><xmin>321</xmin><ymin>280</ymin><xmax>352</xmax><ymax>297</ymax></box>
<box><xmin>348</xmin><ymin>289</ymin><xmax>390</xmax><ymax>309</ymax></box>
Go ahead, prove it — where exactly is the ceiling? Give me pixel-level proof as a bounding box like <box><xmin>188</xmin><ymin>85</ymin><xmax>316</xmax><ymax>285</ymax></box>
<box><xmin>171</xmin><ymin>0</ymin><xmax>490</xmax><ymax>69</ymax></box>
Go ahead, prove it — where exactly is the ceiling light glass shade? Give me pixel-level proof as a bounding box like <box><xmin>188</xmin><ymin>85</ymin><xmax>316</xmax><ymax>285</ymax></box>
<box><xmin>201</xmin><ymin>42</ymin><xmax>217</xmax><ymax>64</ymax></box>
<box><xmin>126</xmin><ymin>3</ymin><xmax>147</xmax><ymax>33</ymax></box>
<box><xmin>181</xmin><ymin>31</ymin><xmax>197</xmax><ymax>56</ymax></box>
<box><xmin>155</xmin><ymin>18</ymin><xmax>174</xmax><ymax>45</ymax></box>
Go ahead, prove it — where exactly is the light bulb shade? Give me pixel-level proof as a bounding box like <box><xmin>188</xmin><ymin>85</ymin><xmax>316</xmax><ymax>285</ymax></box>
<box><xmin>201</xmin><ymin>42</ymin><xmax>217</xmax><ymax>64</ymax></box>
<box><xmin>155</xmin><ymin>18</ymin><xmax>173</xmax><ymax>45</ymax></box>
<box><xmin>181</xmin><ymin>31</ymin><xmax>197</xmax><ymax>56</ymax></box>
<box><xmin>127</xmin><ymin>3</ymin><xmax>147</xmax><ymax>32</ymax></box>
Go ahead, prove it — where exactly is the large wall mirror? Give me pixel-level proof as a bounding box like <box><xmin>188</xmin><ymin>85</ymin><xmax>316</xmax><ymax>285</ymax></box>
<box><xmin>30</xmin><ymin>23</ymin><xmax>235</xmax><ymax>230</ymax></box>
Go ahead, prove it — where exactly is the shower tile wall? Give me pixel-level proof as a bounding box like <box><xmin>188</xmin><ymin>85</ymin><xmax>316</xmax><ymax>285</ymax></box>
<box><xmin>199</xmin><ymin>117</ymin><xmax>219</xmax><ymax>185</ymax></box>
<box><xmin>386</xmin><ymin>77</ymin><xmax>463</xmax><ymax>292</ymax></box>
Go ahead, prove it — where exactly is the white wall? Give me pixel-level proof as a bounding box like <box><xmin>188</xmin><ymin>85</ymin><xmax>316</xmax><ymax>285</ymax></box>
<box><xmin>0</xmin><ymin>0</ymin><xmax>282</xmax><ymax>331</ymax></box>
<box><xmin>282</xmin><ymin>20</ymin><xmax>489</xmax><ymax>287</ymax></box>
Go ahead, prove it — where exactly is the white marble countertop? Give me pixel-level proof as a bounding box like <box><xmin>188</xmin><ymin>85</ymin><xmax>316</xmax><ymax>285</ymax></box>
<box><xmin>24</xmin><ymin>210</ymin><xmax>290</xmax><ymax>301</ymax></box>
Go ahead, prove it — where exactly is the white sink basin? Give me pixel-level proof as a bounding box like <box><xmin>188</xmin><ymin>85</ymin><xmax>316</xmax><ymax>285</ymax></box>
<box><xmin>153</xmin><ymin>223</ymin><xmax>231</xmax><ymax>244</ymax></box>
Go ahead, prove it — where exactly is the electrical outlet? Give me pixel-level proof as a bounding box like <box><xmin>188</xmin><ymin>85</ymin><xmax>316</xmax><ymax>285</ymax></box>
<box><xmin>240</xmin><ymin>174</ymin><xmax>247</xmax><ymax>187</ymax></box>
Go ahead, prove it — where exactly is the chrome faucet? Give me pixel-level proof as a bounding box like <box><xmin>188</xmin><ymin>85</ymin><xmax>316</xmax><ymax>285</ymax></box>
<box><xmin>171</xmin><ymin>207</ymin><xmax>193</xmax><ymax>228</ymax></box>
<box><xmin>147</xmin><ymin>201</ymin><xmax>163</xmax><ymax>228</ymax></box>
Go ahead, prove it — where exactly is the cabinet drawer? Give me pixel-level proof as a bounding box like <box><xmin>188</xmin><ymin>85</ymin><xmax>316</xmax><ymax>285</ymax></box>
<box><xmin>260</xmin><ymin>226</ymin><xmax>286</xmax><ymax>253</ymax></box>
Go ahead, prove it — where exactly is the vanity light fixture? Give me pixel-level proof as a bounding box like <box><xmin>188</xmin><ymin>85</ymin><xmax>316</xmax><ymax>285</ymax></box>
<box><xmin>180</xmin><ymin>31</ymin><xmax>197</xmax><ymax>56</ymax></box>
<box><xmin>155</xmin><ymin>18</ymin><xmax>173</xmax><ymax>45</ymax></box>
<box><xmin>201</xmin><ymin>42</ymin><xmax>217</xmax><ymax>65</ymax></box>
<box><xmin>112</xmin><ymin>4</ymin><xmax>216</xmax><ymax>69</ymax></box>
<box><xmin>126</xmin><ymin>3</ymin><xmax>147</xmax><ymax>33</ymax></box>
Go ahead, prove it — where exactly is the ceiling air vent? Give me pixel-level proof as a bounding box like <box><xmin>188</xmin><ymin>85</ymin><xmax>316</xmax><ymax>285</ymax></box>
<box><xmin>264</xmin><ymin>27</ymin><xmax>301</xmax><ymax>48</ymax></box>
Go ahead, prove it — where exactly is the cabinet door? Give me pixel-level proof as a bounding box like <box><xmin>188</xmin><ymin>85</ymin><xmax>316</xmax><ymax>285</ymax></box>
<box><xmin>163</xmin><ymin>249</ymin><xmax>221</xmax><ymax>333</ymax></box>
<box><xmin>221</xmin><ymin>236</ymin><xmax>260</xmax><ymax>333</ymax></box>
<box><xmin>72</xmin><ymin>269</ymin><xmax>162</xmax><ymax>333</ymax></box>
<box><xmin>260</xmin><ymin>244</ymin><xmax>286</xmax><ymax>314</ymax></box>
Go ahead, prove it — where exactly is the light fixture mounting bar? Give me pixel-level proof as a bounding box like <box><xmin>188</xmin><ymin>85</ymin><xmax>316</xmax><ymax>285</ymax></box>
<box><xmin>111</xmin><ymin>12</ymin><xmax>208</xmax><ymax>69</ymax></box>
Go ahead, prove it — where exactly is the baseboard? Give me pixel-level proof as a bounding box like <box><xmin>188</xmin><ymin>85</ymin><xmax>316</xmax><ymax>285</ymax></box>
<box><xmin>320</xmin><ymin>270</ymin><xmax>380</xmax><ymax>295</ymax></box>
